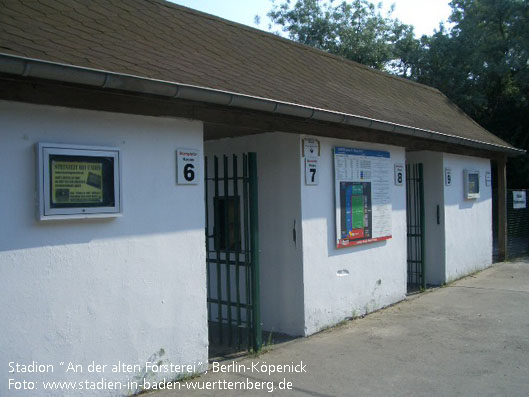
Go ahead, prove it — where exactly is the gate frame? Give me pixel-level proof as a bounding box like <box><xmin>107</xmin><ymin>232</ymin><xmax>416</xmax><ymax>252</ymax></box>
<box><xmin>248</xmin><ymin>153</ymin><xmax>262</xmax><ymax>350</ymax></box>
<box><xmin>406</xmin><ymin>163</ymin><xmax>426</xmax><ymax>292</ymax></box>
<box><xmin>204</xmin><ymin>152</ymin><xmax>261</xmax><ymax>353</ymax></box>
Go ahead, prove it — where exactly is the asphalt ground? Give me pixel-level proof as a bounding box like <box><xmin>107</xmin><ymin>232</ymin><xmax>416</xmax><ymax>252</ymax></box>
<box><xmin>154</xmin><ymin>258</ymin><xmax>529</xmax><ymax>397</ymax></box>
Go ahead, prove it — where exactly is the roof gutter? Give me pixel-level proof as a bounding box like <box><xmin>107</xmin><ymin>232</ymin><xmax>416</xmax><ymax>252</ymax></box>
<box><xmin>0</xmin><ymin>53</ymin><xmax>524</xmax><ymax>156</ymax></box>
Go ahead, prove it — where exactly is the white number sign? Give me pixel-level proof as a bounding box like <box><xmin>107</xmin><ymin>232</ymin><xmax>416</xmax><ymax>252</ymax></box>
<box><xmin>305</xmin><ymin>157</ymin><xmax>319</xmax><ymax>185</ymax></box>
<box><xmin>394</xmin><ymin>164</ymin><xmax>404</xmax><ymax>186</ymax></box>
<box><xmin>177</xmin><ymin>148</ymin><xmax>200</xmax><ymax>185</ymax></box>
<box><xmin>445</xmin><ymin>168</ymin><xmax>452</xmax><ymax>186</ymax></box>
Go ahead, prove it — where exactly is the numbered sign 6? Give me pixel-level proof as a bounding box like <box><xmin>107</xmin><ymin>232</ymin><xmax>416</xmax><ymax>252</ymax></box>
<box><xmin>177</xmin><ymin>148</ymin><xmax>200</xmax><ymax>185</ymax></box>
<box><xmin>305</xmin><ymin>157</ymin><xmax>319</xmax><ymax>185</ymax></box>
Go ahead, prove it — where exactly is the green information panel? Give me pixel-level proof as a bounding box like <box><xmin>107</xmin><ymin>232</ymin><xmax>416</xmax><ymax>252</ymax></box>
<box><xmin>51</xmin><ymin>160</ymin><xmax>103</xmax><ymax>205</ymax></box>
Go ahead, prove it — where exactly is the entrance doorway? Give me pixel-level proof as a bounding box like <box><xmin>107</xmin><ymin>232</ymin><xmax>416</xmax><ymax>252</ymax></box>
<box><xmin>406</xmin><ymin>163</ymin><xmax>425</xmax><ymax>293</ymax></box>
<box><xmin>204</xmin><ymin>152</ymin><xmax>261</xmax><ymax>357</ymax></box>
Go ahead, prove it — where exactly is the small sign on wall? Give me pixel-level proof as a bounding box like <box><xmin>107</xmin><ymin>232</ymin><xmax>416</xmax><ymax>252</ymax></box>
<box><xmin>394</xmin><ymin>164</ymin><xmax>404</xmax><ymax>186</ymax></box>
<box><xmin>305</xmin><ymin>157</ymin><xmax>319</xmax><ymax>185</ymax></box>
<box><xmin>485</xmin><ymin>171</ymin><xmax>492</xmax><ymax>187</ymax></box>
<box><xmin>177</xmin><ymin>148</ymin><xmax>200</xmax><ymax>184</ymax></box>
<box><xmin>302</xmin><ymin>138</ymin><xmax>320</xmax><ymax>157</ymax></box>
<box><xmin>513</xmin><ymin>191</ymin><xmax>526</xmax><ymax>209</ymax></box>
<box><xmin>445</xmin><ymin>168</ymin><xmax>452</xmax><ymax>186</ymax></box>
<box><xmin>463</xmin><ymin>169</ymin><xmax>480</xmax><ymax>199</ymax></box>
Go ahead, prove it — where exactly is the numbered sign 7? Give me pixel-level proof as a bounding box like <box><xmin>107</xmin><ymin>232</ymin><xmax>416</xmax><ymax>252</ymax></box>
<box><xmin>305</xmin><ymin>157</ymin><xmax>319</xmax><ymax>185</ymax></box>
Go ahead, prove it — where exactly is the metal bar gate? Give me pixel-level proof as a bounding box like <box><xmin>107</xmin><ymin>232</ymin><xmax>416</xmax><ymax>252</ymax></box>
<box><xmin>204</xmin><ymin>153</ymin><xmax>261</xmax><ymax>354</ymax></box>
<box><xmin>506</xmin><ymin>189</ymin><xmax>529</xmax><ymax>258</ymax></box>
<box><xmin>406</xmin><ymin>163</ymin><xmax>425</xmax><ymax>292</ymax></box>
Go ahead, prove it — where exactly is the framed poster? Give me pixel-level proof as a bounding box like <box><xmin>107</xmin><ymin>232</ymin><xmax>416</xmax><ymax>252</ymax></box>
<box><xmin>463</xmin><ymin>170</ymin><xmax>480</xmax><ymax>199</ymax></box>
<box><xmin>334</xmin><ymin>147</ymin><xmax>392</xmax><ymax>248</ymax></box>
<box><xmin>36</xmin><ymin>143</ymin><xmax>122</xmax><ymax>220</ymax></box>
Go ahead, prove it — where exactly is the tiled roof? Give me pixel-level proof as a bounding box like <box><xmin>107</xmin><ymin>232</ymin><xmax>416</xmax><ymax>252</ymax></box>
<box><xmin>0</xmin><ymin>0</ymin><xmax>513</xmax><ymax>149</ymax></box>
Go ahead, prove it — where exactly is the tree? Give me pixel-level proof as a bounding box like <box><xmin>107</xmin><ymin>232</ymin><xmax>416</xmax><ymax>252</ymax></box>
<box><xmin>265</xmin><ymin>0</ymin><xmax>529</xmax><ymax>187</ymax></box>
<box><xmin>267</xmin><ymin>0</ymin><xmax>417</xmax><ymax>71</ymax></box>
<box><xmin>412</xmin><ymin>0</ymin><xmax>529</xmax><ymax>188</ymax></box>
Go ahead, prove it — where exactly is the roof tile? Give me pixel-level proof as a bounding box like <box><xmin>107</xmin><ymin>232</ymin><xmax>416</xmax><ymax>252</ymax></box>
<box><xmin>0</xmin><ymin>0</ymin><xmax>513</xmax><ymax>148</ymax></box>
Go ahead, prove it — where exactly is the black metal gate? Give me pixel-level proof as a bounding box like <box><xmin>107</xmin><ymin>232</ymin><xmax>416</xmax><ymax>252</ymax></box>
<box><xmin>204</xmin><ymin>153</ymin><xmax>261</xmax><ymax>356</ymax></box>
<box><xmin>507</xmin><ymin>189</ymin><xmax>529</xmax><ymax>258</ymax></box>
<box><xmin>406</xmin><ymin>163</ymin><xmax>425</xmax><ymax>293</ymax></box>
<box><xmin>493</xmin><ymin>188</ymin><xmax>529</xmax><ymax>260</ymax></box>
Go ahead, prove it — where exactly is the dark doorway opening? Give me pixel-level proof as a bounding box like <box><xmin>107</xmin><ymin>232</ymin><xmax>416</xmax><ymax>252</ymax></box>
<box><xmin>204</xmin><ymin>153</ymin><xmax>261</xmax><ymax>359</ymax></box>
<box><xmin>406</xmin><ymin>163</ymin><xmax>425</xmax><ymax>293</ymax></box>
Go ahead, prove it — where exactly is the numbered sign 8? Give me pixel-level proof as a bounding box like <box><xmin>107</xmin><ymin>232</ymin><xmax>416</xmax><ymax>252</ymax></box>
<box><xmin>394</xmin><ymin>163</ymin><xmax>404</xmax><ymax>186</ymax></box>
<box><xmin>177</xmin><ymin>148</ymin><xmax>200</xmax><ymax>185</ymax></box>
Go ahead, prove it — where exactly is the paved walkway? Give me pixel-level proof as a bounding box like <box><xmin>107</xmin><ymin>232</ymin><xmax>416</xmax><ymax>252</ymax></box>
<box><xmin>155</xmin><ymin>258</ymin><xmax>529</xmax><ymax>396</ymax></box>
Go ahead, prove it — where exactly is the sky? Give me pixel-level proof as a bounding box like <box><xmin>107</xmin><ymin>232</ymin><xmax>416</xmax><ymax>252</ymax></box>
<box><xmin>170</xmin><ymin>0</ymin><xmax>453</xmax><ymax>38</ymax></box>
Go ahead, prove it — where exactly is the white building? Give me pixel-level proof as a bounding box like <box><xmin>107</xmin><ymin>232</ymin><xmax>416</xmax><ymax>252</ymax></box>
<box><xmin>0</xmin><ymin>0</ymin><xmax>522</xmax><ymax>394</ymax></box>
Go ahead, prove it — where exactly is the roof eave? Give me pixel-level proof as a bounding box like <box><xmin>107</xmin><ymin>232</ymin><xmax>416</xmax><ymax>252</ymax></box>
<box><xmin>0</xmin><ymin>53</ymin><xmax>524</xmax><ymax>156</ymax></box>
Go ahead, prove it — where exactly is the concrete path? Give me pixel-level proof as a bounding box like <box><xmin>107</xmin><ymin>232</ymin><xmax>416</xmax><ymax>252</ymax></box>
<box><xmin>155</xmin><ymin>259</ymin><xmax>529</xmax><ymax>396</ymax></box>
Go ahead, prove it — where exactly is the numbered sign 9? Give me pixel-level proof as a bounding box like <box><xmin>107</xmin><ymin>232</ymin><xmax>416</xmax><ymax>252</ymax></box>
<box><xmin>394</xmin><ymin>163</ymin><xmax>404</xmax><ymax>186</ymax></box>
<box><xmin>445</xmin><ymin>168</ymin><xmax>452</xmax><ymax>186</ymax></box>
<box><xmin>177</xmin><ymin>148</ymin><xmax>200</xmax><ymax>185</ymax></box>
<box><xmin>305</xmin><ymin>157</ymin><xmax>319</xmax><ymax>185</ymax></box>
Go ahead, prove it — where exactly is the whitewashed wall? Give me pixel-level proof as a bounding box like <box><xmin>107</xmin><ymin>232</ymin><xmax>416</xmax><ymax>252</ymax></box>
<box><xmin>443</xmin><ymin>153</ymin><xmax>492</xmax><ymax>281</ymax></box>
<box><xmin>0</xmin><ymin>100</ymin><xmax>207</xmax><ymax>395</ymax></box>
<box><xmin>406</xmin><ymin>151</ymin><xmax>446</xmax><ymax>285</ymax></box>
<box><xmin>299</xmin><ymin>136</ymin><xmax>407</xmax><ymax>335</ymax></box>
<box><xmin>406</xmin><ymin>151</ymin><xmax>492</xmax><ymax>285</ymax></box>
<box><xmin>204</xmin><ymin>132</ymin><xmax>305</xmax><ymax>336</ymax></box>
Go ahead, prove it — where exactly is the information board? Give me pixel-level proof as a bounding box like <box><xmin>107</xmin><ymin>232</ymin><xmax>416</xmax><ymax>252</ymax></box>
<box><xmin>51</xmin><ymin>160</ymin><xmax>103</xmax><ymax>205</ymax></box>
<box><xmin>334</xmin><ymin>147</ymin><xmax>392</xmax><ymax>248</ymax></box>
<box><xmin>37</xmin><ymin>143</ymin><xmax>121</xmax><ymax>220</ymax></box>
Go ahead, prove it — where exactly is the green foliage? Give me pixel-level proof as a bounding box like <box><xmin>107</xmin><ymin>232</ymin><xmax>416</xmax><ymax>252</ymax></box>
<box><xmin>265</xmin><ymin>0</ymin><xmax>529</xmax><ymax>187</ymax></box>
<box><xmin>267</xmin><ymin>0</ymin><xmax>417</xmax><ymax>70</ymax></box>
<box><xmin>412</xmin><ymin>0</ymin><xmax>529</xmax><ymax>187</ymax></box>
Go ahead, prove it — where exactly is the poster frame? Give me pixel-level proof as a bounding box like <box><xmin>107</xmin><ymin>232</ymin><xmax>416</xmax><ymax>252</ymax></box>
<box><xmin>36</xmin><ymin>142</ymin><xmax>122</xmax><ymax>220</ymax></box>
<box><xmin>463</xmin><ymin>169</ymin><xmax>480</xmax><ymax>200</ymax></box>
